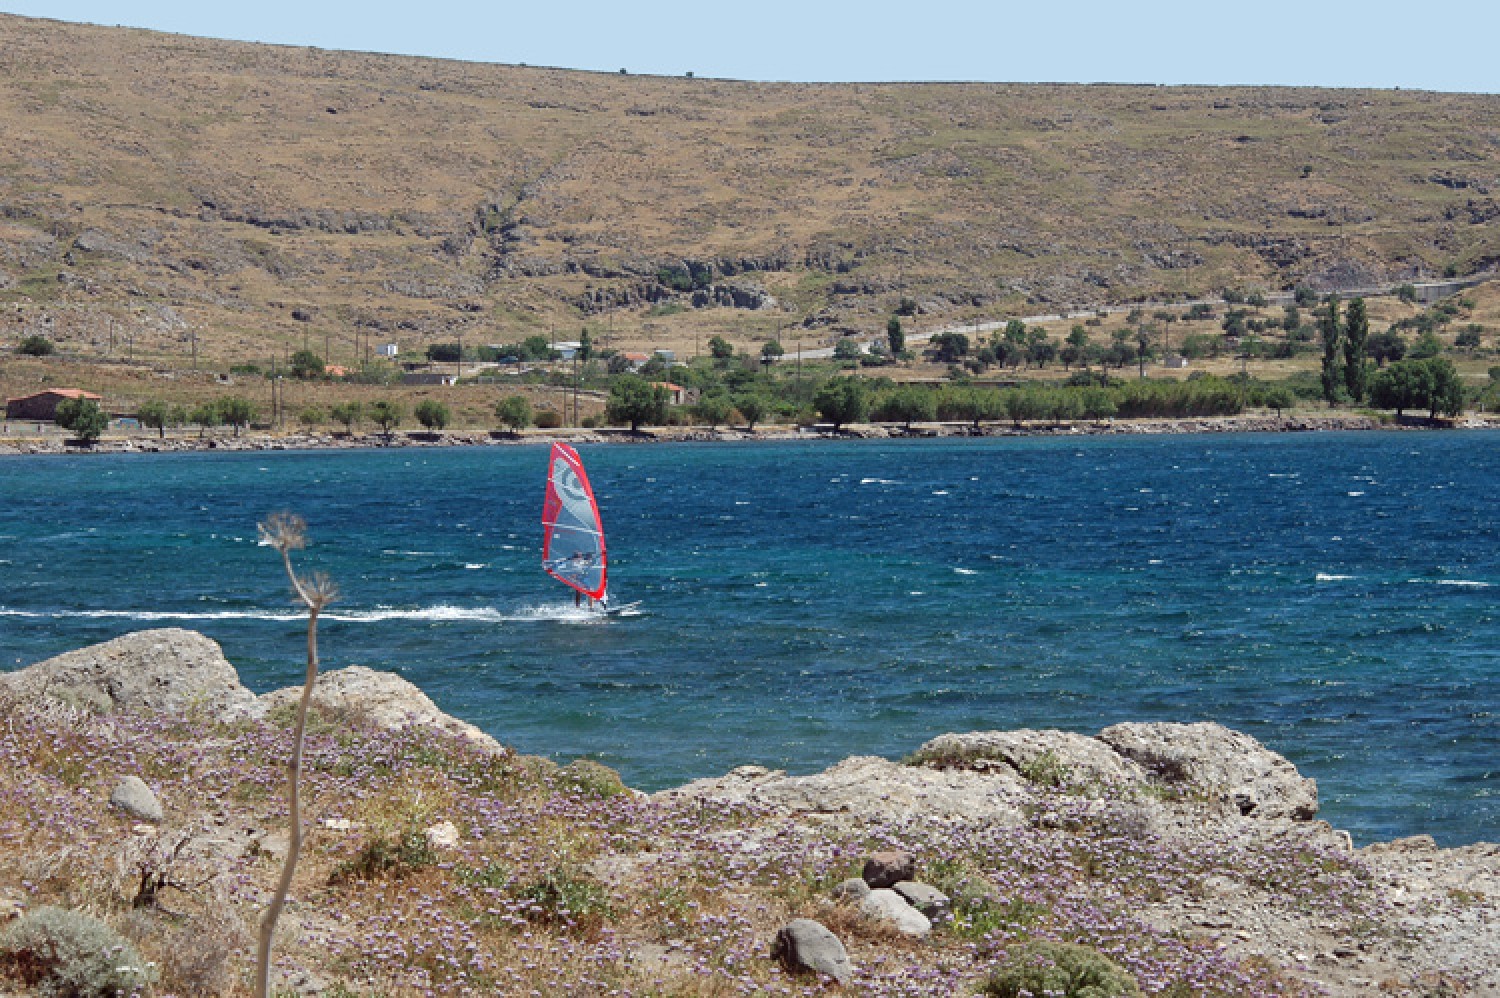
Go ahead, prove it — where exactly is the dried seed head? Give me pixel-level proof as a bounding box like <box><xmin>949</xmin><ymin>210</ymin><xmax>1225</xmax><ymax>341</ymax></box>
<box><xmin>300</xmin><ymin>571</ymin><xmax>340</xmax><ymax>610</ymax></box>
<box><xmin>258</xmin><ymin>512</ymin><xmax>307</xmax><ymax>553</ymax></box>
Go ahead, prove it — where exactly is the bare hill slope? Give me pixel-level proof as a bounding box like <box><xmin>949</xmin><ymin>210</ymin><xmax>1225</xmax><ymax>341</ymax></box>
<box><xmin>2</xmin><ymin>13</ymin><xmax>1498</xmax><ymax>364</ymax></box>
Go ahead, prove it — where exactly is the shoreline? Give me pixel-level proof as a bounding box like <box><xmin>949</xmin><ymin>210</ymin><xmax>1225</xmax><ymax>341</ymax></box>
<box><xmin>2</xmin><ymin>412</ymin><xmax>1491</xmax><ymax>456</ymax></box>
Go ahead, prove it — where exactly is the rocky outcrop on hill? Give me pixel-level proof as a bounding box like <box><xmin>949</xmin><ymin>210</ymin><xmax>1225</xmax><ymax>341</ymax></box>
<box><xmin>1</xmin><ymin>628</ymin><xmax>502</xmax><ymax>754</ymax></box>
<box><xmin>258</xmin><ymin>664</ymin><xmax>504</xmax><ymax>754</ymax></box>
<box><xmin>0</xmin><ymin>627</ymin><xmax>261</xmax><ymax>719</ymax></box>
<box><xmin>2</xmin><ymin>628</ymin><xmax>1496</xmax><ymax>997</ymax></box>
<box><xmin>1098</xmin><ymin>720</ymin><xmax>1319</xmax><ymax>820</ymax></box>
<box><xmin>666</xmin><ymin>721</ymin><xmax>1322</xmax><ymax>834</ymax></box>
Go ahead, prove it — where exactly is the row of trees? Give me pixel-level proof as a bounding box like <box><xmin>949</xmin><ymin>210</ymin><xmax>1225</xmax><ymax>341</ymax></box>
<box><xmin>626</xmin><ymin>361</ymin><xmax>1479</xmax><ymax>433</ymax></box>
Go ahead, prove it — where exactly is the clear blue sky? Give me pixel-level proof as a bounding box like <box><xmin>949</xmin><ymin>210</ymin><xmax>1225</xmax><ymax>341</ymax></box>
<box><xmin>3</xmin><ymin>1</ymin><xmax>1498</xmax><ymax>93</ymax></box>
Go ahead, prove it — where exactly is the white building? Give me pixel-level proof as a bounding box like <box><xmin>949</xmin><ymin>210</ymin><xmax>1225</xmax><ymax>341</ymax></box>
<box><xmin>376</xmin><ymin>343</ymin><xmax>399</xmax><ymax>358</ymax></box>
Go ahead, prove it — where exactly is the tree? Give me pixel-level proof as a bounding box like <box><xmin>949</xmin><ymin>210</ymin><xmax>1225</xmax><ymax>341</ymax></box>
<box><xmin>695</xmin><ymin>393</ymin><xmax>733</xmax><ymax>429</ymax></box>
<box><xmin>929</xmin><ymin>332</ymin><xmax>969</xmax><ymax>363</ymax></box>
<box><xmin>290</xmin><ymin>350</ymin><xmax>325</xmax><ymax>379</ymax></box>
<box><xmin>17</xmin><ymin>334</ymin><xmax>54</xmax><ymax>356</ymax></box>
<box><xmin>886</xmin><ymin>317</ymin><xmax>905</xmax><ymax>356</ymax></box>
<box><xmin>1395</xmin><ymin>283</ymin><xmax>1419</xmax><ymax>304</ymax></box>
<box><xmin>190</xmin><ymin>401</ymin><xmax>222</xmax><ymax>438</ymax></box>
<box><xmin>1424</xmin><ymin>357</ymin><xmax>1465</xmax><ymax>418</ymax></box>
<box><xmin>606</xmin><ymin>375</ymin><xmax>669</xmax><ymax>432</ymax></box>
<box><xmin>1343</xmin><ymin>298</ymin><xmax>1370</xmax><ymax>403</ymax></box>
<box><xmin>1262</xmin><ymin>386</ymin><xmax>1297</xmax><ymax>417</ymax></box>
<box><xmin>1002</xmin><ymin>387</ymin><xmax>1047</xmax><ymax>427</ymax></box>
<box><xmin>218</xmin><ymin>396</ymin><xmax>257</xmax><ymax>436</ymax></box>
<box><xmin>495</xmin><ymin>395</ymin><xmax>533</xmax><ymax>431</ymax></box>
<box><xmin>832</xmin><ymin>337</ymin><xmax>864</xmax><ymax>362</ymax></box>
<box><xmin>875</xmin><ymin>385</ymin><xmax>936</xmax><ymax>429</ymax></box>
<box><xmin>707</xmin><ymin>335</ymin><xmax>734</xmax><ymax>361</ymax></box>
<box><xmin>414</xmin><ymin>399</ymin><xmax>451</xmax><ymax>430</ymax></box>
<box><xmin>426</xmin><ymin>342</ymin><xmax>462</xmax><ymax>363</ymax></box>
<box><xmin>330</xmin><ymin>401</ymin><xmax>363</xmax><ymax>433</ymax></box>
<box><xmin>1062</xmin><ymin>325</ymin><xmax>1090</xmax><ymax>370</ymax></box>
<box><xmin>1319</xmin><ymin>296</ymin><xmax>1345</xmax><ymax>406</ymax></box>
<box><xmin>578</xmin><ymin>329</ymin><xmax>593</xmax><ymax>362</ymax></box>
<box><xmin>1371</xmin><ymin>358</ymin><xmax>1456</xmax><ymax>416</ymax></box>
<box><xmin>137</xmin><ymin>399</ymin><xmax>173</xmax><ymax>438</ymax></box>
<box><xmin>759</xmin><ymin>340</ymin><xmax>784</xmax><ymax>369</ymax></box>
<box><xmin>1409</xmin><ymin>330</ymin><xmax>1444</xmax><ymax>360</ymax></box>
<box><xmin>369</xmin><ymin>399</ymin><xmax>404</xmax><ymax>436</ymax></box>
<box><xmin>813</xmin><ymin>376</ymin><xmax>869</xmax><ymax>429</ymax></box>
<box><xmin>733</xmin><ymin>392</ymin><xmax>769</xmax><ymax>430</ymax></box>
<box><xmin>1028</xmin><ymin>331</ymin><xmax>1057</xmax><ymax>369</ymax></box>
<box><xmin>298</xmin><ymin>407</ymin><xmax>325</xmax><ymax>429</ymax></box>
<box><xmin>936</xmin><ymin>385</ymin><xmax>1002</xmax><ymax>429</ymax></box>
<box><xmin>54</xmin><ymin>397</ymin><xmax>107</xmax><ymax>442</ymax></box>
<box><xmin>1366</xmin><ymin>328</ymin><xmax>1406</xmax><ymax>367</ymax></box>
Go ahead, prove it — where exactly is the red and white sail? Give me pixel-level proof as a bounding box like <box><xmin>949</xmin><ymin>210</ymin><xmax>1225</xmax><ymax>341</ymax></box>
<box><xmin>541</xmin><ymin>442</ymin><xmax>608</xmax><ymax>600</ymax></box>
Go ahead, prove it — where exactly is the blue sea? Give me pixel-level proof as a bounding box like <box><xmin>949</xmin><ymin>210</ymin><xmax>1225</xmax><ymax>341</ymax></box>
<box><xmin>1</xmin><ymin>432</ymin><xmax>1496</xmax><ymax>846</ymax></box>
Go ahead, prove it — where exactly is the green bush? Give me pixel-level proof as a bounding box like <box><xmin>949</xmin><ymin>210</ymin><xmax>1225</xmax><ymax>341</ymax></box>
<box><xmin>414</xmin><ymin>399</ymin><xmax>451</xmax><ymax>430</ymax></box>
<box><xmin>0</xmin><ymin>905</ymin><xmax>153</xmax><ymax>997</ymax></box>
<box><xmin>514</xmin><ymin>868</ymin><xmax>614</xmax><ymax>931</ymax></box>
<box><xmin>329</xmin><ymin>823</ymin><xmax>436</xmax><ymax>884</ymax></box>
<box><xmin>979</xmin><ymin>940</ymin><xmax>1140</xmax><ymax>998</ymax></box>
<box><xmin>534</xmin><ymin>409</ymin><xmax>562</xmax><ymax>429</ymax></box>
<box><xmin>17</xmin><ymin>334</ymin><xmax>55</xmax><ymax>356</ymax></box>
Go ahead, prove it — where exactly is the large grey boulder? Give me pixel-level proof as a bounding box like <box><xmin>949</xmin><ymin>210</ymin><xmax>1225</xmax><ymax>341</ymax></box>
<box><xmin>1098</xmin><ymin>721</ymin><xmax>1318</xmax><ymax>820</ymax></box>
<box><xmin>109</xmin><ymin>775</ymin><xmax>163</xmax><ymax>823</ymax></box>
<box><xmin>260</xmin><ymin>666</ymin><xmax>504</xmax><ymax>755</ymax></box>
<box><xmin>770</xmin><ymin>918</ymin><xmax>852</xmax><ymax>984</ymax></box>
<box><xmin>0</xmin><ymin>628</ymin><xmax>261</xmax><ymax>720</ymax></box>
<box><xmin>861</xmin><ymin>888</ymin><xmax>932</xmax><ymax>937</ymax></box>
<box><xmin>894</xmin><ymin>881</ymin><xmax>951</xmax><ymax>921</ymax></box>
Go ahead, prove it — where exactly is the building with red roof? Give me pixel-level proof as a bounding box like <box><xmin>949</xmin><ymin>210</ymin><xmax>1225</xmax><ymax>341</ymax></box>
<box><xmin>5</xmin><ymin>389</ymin><xmax>103</xmax><ymax>421</ymax></box>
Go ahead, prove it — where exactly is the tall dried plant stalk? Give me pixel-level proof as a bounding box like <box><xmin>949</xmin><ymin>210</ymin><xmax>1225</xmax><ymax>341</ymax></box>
<box><xmin>253</xmin><ymin>512</ymin><xmax>337</xmax><ymax>998</ymax></box>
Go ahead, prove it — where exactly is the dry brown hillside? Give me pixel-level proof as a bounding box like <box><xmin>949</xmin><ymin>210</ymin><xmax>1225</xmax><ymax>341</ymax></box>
<box><xmin>2</xmin><ymin>13</ymin><xmax>1499</xmax><ymax>369</ymax></box>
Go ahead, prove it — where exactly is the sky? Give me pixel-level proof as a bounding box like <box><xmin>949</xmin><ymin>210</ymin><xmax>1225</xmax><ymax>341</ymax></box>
<box><xmin>3</xmin><ymin>1</ymin><xmax>1499</xmax><ymax>94</ymax></box>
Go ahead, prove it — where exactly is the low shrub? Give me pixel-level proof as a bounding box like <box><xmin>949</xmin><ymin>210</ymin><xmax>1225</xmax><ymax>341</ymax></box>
<box><xmin>0</xmin><ymin>905</ymin><xmax>153</xmax><ymax>997</ymax></box>
<box><xmin>979</xmin><ymin>939</ymin><xmax>1141</xmax><ymax>998</ymax></box>
<box><xmin>329</xmin><ymin>823</ymin><xmax>436</xmax><ymax>884</ymax></box>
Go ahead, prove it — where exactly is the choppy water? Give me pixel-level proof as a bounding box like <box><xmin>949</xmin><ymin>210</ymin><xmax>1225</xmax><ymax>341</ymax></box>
<box><xmin>1</xmin><ymin>432</ymin><xmax>1496</xmax><ymax>845</ymax></box>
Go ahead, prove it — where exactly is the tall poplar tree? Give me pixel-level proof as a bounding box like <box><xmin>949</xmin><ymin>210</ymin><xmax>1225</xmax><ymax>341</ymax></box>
<box><xmin>1320</xmin><ymin>295</ymin><xmax>1345</xmax><ymax>407</ymax></box>
<box><xmin>1343</xmin><ymin>297</ymin><xmax>1370</xmax><ymax>403</ymax></box>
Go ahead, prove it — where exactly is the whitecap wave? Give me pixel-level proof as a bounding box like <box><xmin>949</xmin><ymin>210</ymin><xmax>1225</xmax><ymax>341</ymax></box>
<box><xmin>1315</xmin><ymin>573</ymin><xmax>1354</xmax><ymax>582</ymax></box>
<box><xmin>0</xmin><ymin>604</ymin><xmax>624</xmax><ymax>625</ymax></box>
<box><xmin>953</xmin><ymin>568</ymin><xmax>978</xmax><ymax>576</ymax></box>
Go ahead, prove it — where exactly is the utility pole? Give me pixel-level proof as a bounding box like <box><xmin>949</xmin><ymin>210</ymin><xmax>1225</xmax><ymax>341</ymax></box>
<box><xmin>456</xmin><ymin>334</ymin><xmax>463</xmax><ymax>380</ymax></box>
